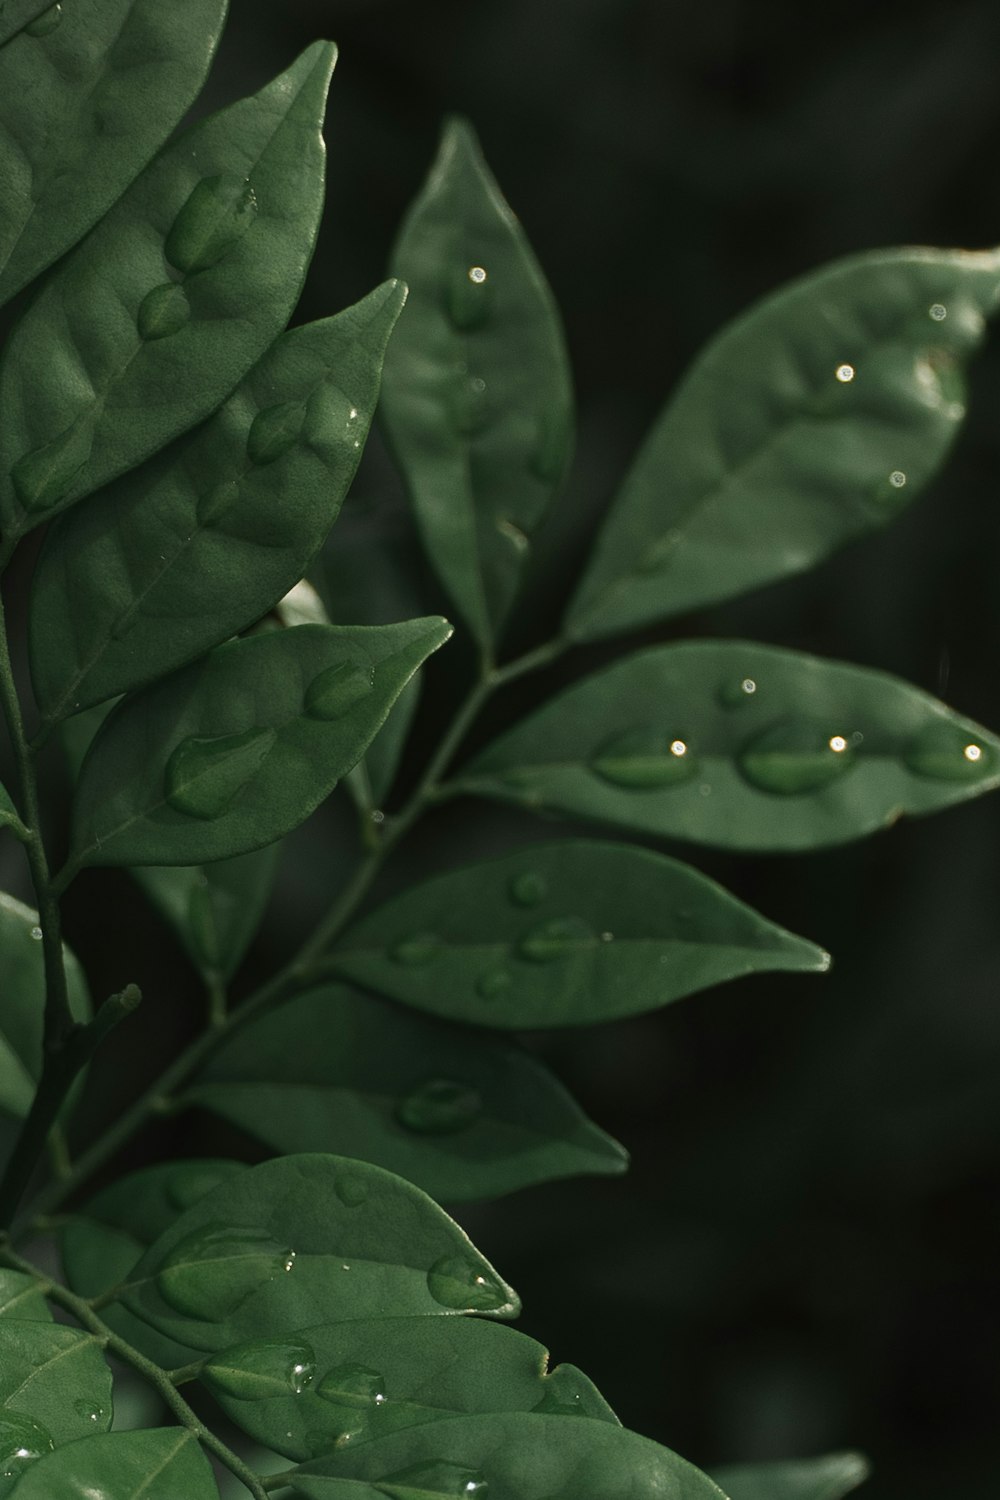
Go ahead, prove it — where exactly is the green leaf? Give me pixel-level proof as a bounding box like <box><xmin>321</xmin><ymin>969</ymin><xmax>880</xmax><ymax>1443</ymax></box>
<box><xmin>454</xmin><ymin>640</ymin><xmax>1000</xmax><ymax>851</ymax></box>
<box><xmin>133</xmin><ymin>848</ymin><xmax>279</xmax><ymax>983</ymax></box>
<box><xmin>0</xmin><ymin>0</ymin><xmax>228</xmax><ymax>307</ymax></box>
<box><xmin>0</xmin><ymin>782</ymin><xmax>23</xmax><ymax>839</ymax></box>
<box><xmin>711</xmin><ymin>1452</ymin><xmax>871</xmax><ymax>1500</ymax></box>
<box><xmin>113</xmin><ymin>1153</ymin><xmax>518</xmax><ymax>1356</ymax></box>
<box><xmin>329</xmin><ymin>841</ymin><xmax>826</xmax><ymax>1027</ymax></box>
<box><xmin>0</xmin><ymin>1321</ymin><xmax>113</xmax><ymax>1492</ymax></box>
<box><xmin>291</xmin><ymin>1412</ymin><xmax>726</xmax><ymax>1500</ymax></box>
<box><xmin>564</xmin><ymin>248</ymin><xmax>1000</xmax><ymax>642</ymax></box>
<box><xmin>381</xmin><ymin>118</ymin><xmax>574</xmax><ymax>653</ymax></box>
<box><xmin>0</xmin><ymin>41</ymin><xmax>335</xmax><ymax>543</ymax></box>
<box><xmin>30</xmin><ymin>284</ymin><xmax>406</xmax><ymax>724</ymax></box>
<box><xmin>8</xmin><ymin>1429</ymin><xmax>221</xmax><ymax>1500</ymax></box>
<box><xmin>68</xmin><ymin>619</ymin><xmax>452</xmax><ymax>871</ymax></box>
<box><xmin>0</xmin><ymin>892</ymin><xmax>90</xmax><ymax>1118</ymax></box>
<box><xmin>183</xmin><ymin>982</ymin><xmax>627</xmax><ymax>1200</ymax></box>
<box><xmin>202</xmin><ymin>1315</ymin><xmax>617</xmax><ymax>1461</ymax></box>
<box><xmin>0</xmin><ymin>1</ymin><xmax>66</xmax><ymax>49</ymax></box>
<box><xmin>0</xmin><ymin>1269</ymin><xmax>51</xmax><ymax>1322</ymax></box>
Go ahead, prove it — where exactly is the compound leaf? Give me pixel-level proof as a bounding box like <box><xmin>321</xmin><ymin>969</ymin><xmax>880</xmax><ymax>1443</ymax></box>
<box><xmin>30</xmin><ymin>283</ymin><xmax>406</xmax><ymax>724</ymax></box>
<box><xmin>329</xmin><ymin>841</ymin><xmax>826</xmax><ymax>1026</ymax></box>
<box><xmin>454</xmin><ymin>641</ymin><xmax>1000</xmax><ymax>851</ymax></box>
<box><xmin>0</xmin><ymin>1269</ymin><xmax>51</xmax><ymax>1322</ymax></box>
<box><xmin>381</xmin><ymin>118</ymin><xmax>574</xmax><ymax>653</ymax></box>
<box><xmin>565</xmin><ymin>248</ymin><xmax>1000</xmax><ymax>642</ymax></box>
<box><xmin>68</xmin><ymin>619</ymin><xmax>452</xmax><ymax>871</ymax></box>
<box><xmin>0</xmin><ymin>41</ymin><xmax>334</xmax><ymax>543</ymax></box>
<box><xmin>134</xmin><ymin>848</ymin><xmax>279</xmax><ymax>984</ymax></box>
<box><xmin>0</xmin><ymin>0</ymin><xmax>228</xmax><ymax>307</ymax></box>
<box><xmin>202</xmin><ymin>1315</ymin><xmax>617</xmax><ymax>1461</ymax></box>
<box><xmin>183</xmin><ymin>982</ymin><xmax>627</xmax><ymax>1200</ymax></box>
<box><xmin>8</xmin><ymin>1429</ymin><xmax>221</xmax><ymax>1500</ymax></box>
<box><xmin>711</xmin><ymin>1452</ymin><xmax>871</xmax><ymax>1500</ymax></box>
<box><xmin>0</xmin><ymin>892</ymin><xmax>90</xmax><ymax>1118</ymax></box>
<box><xmin>0</xmin><ymin>1321</ymin><xmax>113</xmax><ymax>1493</ymax></box>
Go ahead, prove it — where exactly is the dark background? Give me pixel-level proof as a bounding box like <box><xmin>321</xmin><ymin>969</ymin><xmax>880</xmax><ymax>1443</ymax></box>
<box><xmin>6</xmin><ymin>1</ymin><xmax>1000</xmax><ymax>1496</ymax></box>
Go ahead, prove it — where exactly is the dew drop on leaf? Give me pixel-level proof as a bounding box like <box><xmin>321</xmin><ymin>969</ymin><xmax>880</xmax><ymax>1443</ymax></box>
<box><xmin>717</xmin><ymin>675</ymin><xmax>758</xmax><ymax>707</ymax></box>
<box><xmin>334</xmin><ymin>1172</ymin><xmax>369</xmax><ymax>1208</ymax></box>
<box><xmin>156</xmin><ymin>1222</ymin><xmax>294</xmax><ymax>1320</ymax></box>
<box><xmin>164</xmin><ymin>728</ymin><xmax>276</xmax><ymax>820</ymax></box>
<box><xmin>203</xmin><ymin>1338</ymin><xmax>317</xmax><ymax>1400</ymax></box>
<box><xmin>590</xmin><ymin>728</ymin><xmax>700</xmax><ymax>790</ymax></box>
<box><xmin>136</xmin><ymin>282</ymin><xmax>191</xmax><ymax>341</ymax></box>
<box><xmin>390</xmin><ymin>932</ymin><xmax>442</xmax><ymax>967</ymax></box>
<box><xmin>303</xmin><ymin>662</ymin><xmax>374</xmax><ymax>721</ymax></box>
<box><xmin>25</xmin><ymin>3</ymin><xmax>61</xmax><ymax>36</ymax></box>
<box><xmin>475</xmin><ymin>966</ymin><xmax>513</xmax><ymax>999</ymax></box>
<box><xmin>509</xmin><ymin>870</ymin><xmax>548</xmax><ymax>907</ymax></box>
<box><xmin>246</xmin><ymin>401</ymin><xmax>307</xmax><ymax>466</ymax></box>
<box><xmin>164</xmin><ymin>173</ymin><xmax>258</xmax><ymax>276</ymax></box>
<box><xmin>738</xmin><ymin>719</ymin><xmax>857</xmax><ymax>795</ymax></box>
<box><xmin>426</xmin><ymin>1254</ymin><xmax>507</xmax><ymax>1312</ymax></box>
<box><xmin>0</xmin><ymin>1412</ymin><xmax>54</xmax><ymax>1480</ymax></box>
<box><xmin>518</xmin><ymin>915</ymin><xmax>595</xmax><ymax>963</ymax></box>
<box><xmin>532</xmin><ymin>1389</ymin><xmax>585</xmax><ymax>1416</ymax></box>
<box><xmin>316</xmin><ymin>1362</ymin><xmax>387</xmax><ymax>1411</ymax></box>
<box><xmin>72</xmin><ymin>1400</ymin><xmax>105</xmax><ymax>1424</ymax></box>
<box><xmin>904</xmin><ymin>722</ymin><xmax>996</xmax><ymax>782</ymax></box>
<box><xmin>381</xmin><ymin>1460</ymin><xmax>488</xmax><ymax>1500</ymax></box>
<box><xmin>395</xmin><ymin>1079</ymin><xmax>482</xmax><ymax>1135</ymax></box>
<box><xmin>447</xmin><ymin>264</ymin><xmax>492</xmax><ymax>329</ymax></box>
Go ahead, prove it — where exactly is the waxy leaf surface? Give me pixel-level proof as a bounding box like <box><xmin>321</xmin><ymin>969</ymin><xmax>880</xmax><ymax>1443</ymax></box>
<box><xmin>0</xmin><ymin>1321</ymin><xmax>113</xmax><ymax>1493</ymax></box>
<box><xmin>0</xmin><ymin>893</ymin><xmax>90</xmax><ymax>1118</ymax></box>
<box><xmin>565</xmin><ymin>248</ymin><xmax>1000</xmax><ymax>641</ymax></box>
<box><xmin>9</xmin><ymin>1428</ymin><xmax>221</xmax><ymax>1500</ymax></box>
<box><xmin>0</xmin><ymin>42</ymin><xmax>334</xmax><ymax>541</ymax></box>
<box><xmin>381</xmin><ymin>119</ymin><xmax>574</xmax><ymax>652</ymax></box>
<box><xmin>31</xmin><ymin>285</ymin><xmax>406</xmax><ymax>723</ymax></box>
<box><xmin>0</xmin><ymin>0</ymin><xmax>228</xmax><ymax>306</ymax></box>
<box><xmin>712</xmin><ymin>1452</ymin><xmax>871</xmax><ymax>1500</ymax></box>
<box><xmin>115</xmin><ymin>1154</ymin><xmax>518</xmax><ymax>1356</ymax></box>
<box><xmin>69</xmin><ymin>619</ymin><xmax>451</xmax><ymax>870</ymax></box>
<box><xmin>0</xmin><ymin>1269</ymin><xmax>51</xmax><ymax>1322</ymax></box>
<box><xmin>330</xmin><ymin>841</ymin><xmax>826</xmax><ymax>1026</ymax></box>
<box><xmin>202</xmin><ymin>1315</ymin><xmax>617</xmax><ymax>1461</ymax></box>
<box><xmin>135</xmin><ymin>848</ymin><xmax>279</xmax><ymax>983</ymax></box>
<box><xmin>455</xmin><ymin>641</ymin><xmax>1000</xmax><ymax>851</ymax></box>
<box><xmin>185</xmin><ymin>983</ymin><xmax>627</xmax><ymax>1200</ymax></box>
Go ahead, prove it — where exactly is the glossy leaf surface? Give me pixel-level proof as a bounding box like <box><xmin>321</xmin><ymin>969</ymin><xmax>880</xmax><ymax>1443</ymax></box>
<box><xmin>330</xmin><ymin>841</ymin><xmax>826</xmax><ymax>1026</ymax></box>
<box><xmin>381</xmin><ymin>119</ymin><xmax>573</xmax><ymax>652</ymax></box>
<box><xmin>202</xmin><ymin>1315</ymin><xmax>617</xmax><ymax>1461</ymax></box>
<box><xmin>0</xmin><ymin>42</ymin><xmax>334</xmax><ymax>542</ymax></box>
<box><xmin>69</xmin><ymin>619</ymin><xmax>451</xmax><ymax>870</ymax></box>
<box><xmin>31</xmin><ymin>285</ymin><xmax>405</xmax><ymax>723</ymax></box>
<box><xmin>9</xmin><ymin>1428</ymin><xmax>221</xmax><ymax>1500</ymax></box>
<box><xmin>455</xmin><ymin>641</ymin><xmax>1000</xmax><ymax>851</ymax></box>
<box><xmin>0</xmin><ymin>2</ymin><xmax>62</xmax><ymax>46</ymax></box>
<box><xmin>0</xmin><ymin>1321</ymin><xmax>113</xmax><ymax>1492</ymax></box>
<box><xmin>184</xmin><ymin>983</ymin><xmax>627</xmax><ymax>1199</ymax></box>
<box><xmin>0</xmin><ymin>893</ymin><xmax>90</xmax><ymax>1118</ymax></box>
<box><xmin>712</xmin><ymin>1452</ymin><xmax>871</xmax><ymax>1500</ymax></box>
<box><xmin>0</xmin><ymin>1269</ymin><xmax>51</xmax><ymax>1322</ymax></box>
<box><xmin>0</xmin><ymin>0</ymin><xmax>228</xmax><ymax>307</ymax></box>
<box><xmin>115</xmin><ymin>1154</ymin><xmax>518</xmax><ymax>1355</ymax></box>
<box><xmin>134</xmin><ymin>848</ymin><xmax>278</xmax><ymax>983</ymax></box>
<box><xmin>292</xmin><ymin>1412</ymin><xmax>726</xmax><ymax>1500</ymax></box>
<box><xmin>565</xmin><ymin>248</ymin><xmax>1000</xmax><ymax>641</ymax></box>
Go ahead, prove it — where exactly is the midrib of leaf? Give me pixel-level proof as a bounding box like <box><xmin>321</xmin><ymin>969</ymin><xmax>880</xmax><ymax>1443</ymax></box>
<box><xmin>0</xmin><ymin>1282</ymin><xmax>41</xmax><ymax>1316</ymax></box>
<box><xmin>134</xmin><ymin>1428</ymin><xmax>193</xmax><ymax>1498</ymax></box>
<box><xmin>1</xmin><ymin>1329</ymin><xmax>97</xmax><ymax>1405</ymax></box>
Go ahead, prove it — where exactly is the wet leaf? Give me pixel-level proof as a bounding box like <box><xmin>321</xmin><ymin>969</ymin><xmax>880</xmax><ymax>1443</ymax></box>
<box><xmin>0</xmin><ymin>1321</ymin><xmax>113</xmax><ymax>1493</ymax></box>
<box><xmin>0</xmin><ymin>1270</ymin><xmax>51</xmax><ymax>1323</ymax></box>
<box><xmin>7</xmin><ymin>1429</ymin><xmax>220</xmax><ymax>1500</ymax></box>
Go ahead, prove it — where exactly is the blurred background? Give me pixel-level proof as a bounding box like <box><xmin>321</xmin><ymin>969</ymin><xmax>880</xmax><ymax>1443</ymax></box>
<box><xmin>5</xmin><ymin>1</ymin><xmax>1000</xmax><ymax>1495</ymax></box>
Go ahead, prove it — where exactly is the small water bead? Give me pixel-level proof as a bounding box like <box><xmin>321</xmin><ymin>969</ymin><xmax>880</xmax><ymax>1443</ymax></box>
<box><xmin>396</xmin><ymin>1079</ymin><xmax>483</xmax><ymax>1136</ymax></box>
<box><xmin>391</xmin><ymin>932</ymin><xmax>442</xmax><ymax>967</ymax></box>
<box><xmin>316</xmin><ymin>1363</ymin><xmax>387</xmax><ymax>1410</ymax></box>
<box><xmin>156</xmin><ymin>1222</ymin><xmax>295</xmax><ymax>1321</ymax></box>
<box><xmin>247</xmin><ymin>401</ymin><xmax>306</xmax><ymax>466</ymax></box>
<box><xmin>469</xmin><ymin>266</ymin><xmax>487</xmax><ymax>284</ymax></box>
<box><xmin>0</xmin><ymin>1413</ymin><xmax>53</xmax><ymax>1480</ymax></box>
<box><xmin>447</xmin><ymin>265</ymin><xmax>492</xmax><ymax>330</ymax></box>
<box><xmin>929</xmin><ymin>303</ymin><xmax>948</xmax><ymax>321</ymax></box>
<box><xmin>25</xmin><ymin>4</ymin><xmax>61</xmax><ymax>36</ymax></box>
<box><xmin>533</xmin><ymin>1389</ymin><xmax>585</xmax><ymax>1416</ymax></box>
<box><xmin>203</xmin><ymin>1339</ymin><xmax>317</xmax><ymax>1400</ymax></box>
<box><xmin>72</xmin><ymin>1400</ymin><xmax>105</xmax><ymax>1425</ymax></box>
<box><xmin>835</xmin><ymin>363</ymin><xmax>855</xmax><ymax>383</ymax></box>
<box><xmin>29</xmin><ymin>925</ymin><xmax>42</xmax><ymax>940</ymax></box>
<box><xmin>334</xmin><ymin>1172</ymin><xmax>369</xmax><ymax>1208</ymax></box>
<box><xmin>303</xmin><ymin>662</ymin><xmax>374</xmax><ymax>721</ymax></box>
<box><xmin>381</xmin><ymin>1461</ymin><xmax>488</xmax><ymax>1500</ymax></box>
<box><xmin>509</xmin><ymin>870</ymin><xmax>548</xmax><ymax>907</ymax></box>
<box><xmin>904</xmin><ymin>722</ymin><xmax>996</xmax><ymax>782</ymax></box>
<box><xmin>137</xmin><ymin>282</ymin><xmax>191</xmax><ymax>341</ymax></box>
<box><xmin>718</xmin><ymin>676</ymin><xmax>757</xmax><ymax>708</ymax></box>
<box><xmin>738</xmin><ymin>719</ymin><xmax>857</xmax><ymax>795</ymax></box>
<box><xmin>165</xmin><ymin>173</ymin><xmax>258</xmax><ymax>276</ymax></box>
<box><xmin>165</xmin><ymin>727</ymin><xmax>276</xmax><ymax>820</ymax></box>
<box><xmin>475</xmin><ymin>966</ymin><xmax>513</xmax><ymax>999</ymax></box>
<box><xmin>591</xmin><ymin>727</ymin><xmax>700</xmax><ymax>790</ymax></box>
<box><xmin>426</xmin><ymin>1254</ymin><xmax>508</xmax><ymax>1312</ymax></box>
<box><xmin>519</xmin><ymin>915</ymin><xmax>595</xmax><ymax>963</ymax></box>
<box><xmin>889</xmin><ymin>470</ymin><xmax>907</xmax><ymax>488</ymax></box>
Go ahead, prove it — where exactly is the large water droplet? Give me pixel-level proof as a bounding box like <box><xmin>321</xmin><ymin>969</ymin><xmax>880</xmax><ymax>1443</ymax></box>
<box><xmin>509</xmin><ymin>870</ymin><xmax>548</xmax><ymax>907</ymax></box>
<box><xmin>738</xmin><ymin>719</ymin><xmax>856</xmax><ymax>795</ymax></box>
<box><xmin>396</xmin><ymin>1079</ymin><xmax>482</xmax><ymax>1136</ymax></box>
<box><xmin>137</xmin><ymin>282</ymin><xmax>191</xmax><ymax>341</ymax></box>
<box><xmin>447</xmin><ymin>265</ymin><xmax>492</xmax><ymax>329</ymax></box>
<box><xmin>518</xmin><ymin>915</ymin><xmax>595</xmax><ymax>963</ymax></box>
<box><xmin>203</xmin><ymin>1338</ymin><xmax>316</xmax><ymax>1400</ymax></box>
<box><xmin>427</xmin><ymin>1254</ymin><xmax>507</xmax><ymax>1312</ymax></box>
<box><xmin>247</xmin><ymin>401</ymin><xmax>306</xmax><ymax>466</ymax></box>
<box><xmin>0</xmin><ymin>1412</ymin><xmax>54</xmax><ymax>1480</ymax></box>
<box><xmin>591</xmin><ymin>728</ymin><xmax>699</xmax><ymax>790</ymax></box>
<box><xmin>475</xmin><ymin>966</ymin><xmax>513</xmax><ymax>999</ymax></box>
<box><xmin>382</xmin><ymin>1461</ymin><xmax>488</xmax><ymax>1500</ymax></box>
<box><xmin>317</xmin><ymin>1362</ymin><xmax>387</xmax><ymax>1411</ymax></box>
<box><xmin>72</xmin><ymin>1399</ymin><xmax>105</xmax><ymax>1425</ymax></box>
<box><xmin>165</xmin><ymin>728</ymin><xmax>276</xmax><ymax>820</ymax></box>
<box><xmin>11</xmin><ymin>415</ymin><xmax>95</xmax><ymax>514</ymax></box>
<box><xmin>904</xmin><ymin>722</ymin><xmax>996</xmax><ymax>782</ymax></box>
<box><xmin>165</xmin><ymin>174</ymin><xmax>258</xmax><ymax>276</ymax></box>
<box><xmin>390</xmin><ymin>932</ymin><xmax>442</xmax><ymax>967</ymax></box>
<box><xmin>25</xmin><ymin>4</ymin><xmax>61</xmax><ymax>36</ymax></box>
<box><xmin>303</xmin><ymin>662</ymin><xmax>374</xmax><ymax>721</ymax></box>
<box><xmin>156</xmin><ymin>1222</ymin><xmax>294</xmax><ymax>1320</ymax></box>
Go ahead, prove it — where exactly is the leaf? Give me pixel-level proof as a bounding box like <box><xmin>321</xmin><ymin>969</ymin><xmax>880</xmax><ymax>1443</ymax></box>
<box><xmin>133</xmin><ymin>848</ymin><xmax>279</xmax><ymax>983</ymax></box>
<box><xmin>564</xmin><ymin>248</ymin><xmax>1000</xmax><ymax>642</ymax></box>
<box><xmin>112</xmin><ymin>1153</ymin><xmax>518</xmax><ymax>1356</ymax></box>
<box><xmin>290</xmin><ymin>1412</ymin><xmax>727</xmax><ymax>1500</ymax></box>
<box><xmin>0</xmin><ymin>1321</ymin><xmax>113</xmax><ymax>1493</ymax></box>
<box><xmin>0</xmin><ymin>1269</ymin><xmax>51</xmax><ymax>1322</ymax></box>
<box><xmin>329</xmin><ymin>841</ymin><xmax>826</xmax><ymax>1027</ymax></box>
<box><xmin>711</xmin><ymin>1452</ymin><xmax>871</xmax><ymax>1500</ymax></box>
<box><xmin>29</xmin><ymin>284</ymin><xmax>407</xmax><ymax>724</ymax></box>
<box><xmin>380</xmin><ymin>118</ymin><xmax>574</xmax><ymax>653</ymax></box>
<box><xmin>0</xmin><ymin>892</ymin><xmax>90</xmax><ymax>1118</ymax></box>
<box><xmin>183</xmin><ymin>982</ymin><xmax>627</xmax><ymax>1200</ymax></box>
<box><xmin>0</xmin><ymin>1</ymin><xmax>65</xmax><ymax>48</ymax></box>
<box><xmin>8</xmin><ymin>1429</ymin><xmax>221</xmax><ymax>1500</ymax></box>
<box><xmin>0</xmin><ymin>41</ymin><xmax>335</xmax><ymax>543</ymax></box>
<box><xmin>68</xmin><ymin>618</ymin><xmax>452</xmax><ymax>871</ymax></box>
<box><xmin>201</xmin><ymin>1315</ymin><xmax>617</xmax><ymax>1462</ymax></box>
<box><xmin>454</xmin><ymin>640</ymin><xmax>1000</xmax><ymax>851</ymax></box>
<box><xmin>0</xmin><ymin>782</ymin><xmax>22</xmax><ymax>839</ymax></box>
<box><xmin>0</xmin><ymin>0</ymin><xmax>228</xmax><ymax>306</ymax></box>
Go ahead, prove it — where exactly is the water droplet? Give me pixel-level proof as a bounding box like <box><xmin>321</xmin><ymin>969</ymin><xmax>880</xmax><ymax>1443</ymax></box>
<box><xmin>203</xmin><ymin>1339</ymin><xmax>317</xmax><ymax>1400</ymax></box>
<box><xmin>72</xmin><ymin>1400</ymin><xmax>104</xmax><ymax>1425</ymax></box>
<box><xmin>427</xmin><ymin>1254</ymin><xmax>508</xmax><ymax>1312</ymax></box>
<box><xmin>381</xmin><ymin>1460</ymin><xmax>488</xmax><ymax>1500</ymax></box>
<box><xmin>396</xmin><ymin>1079</ymin><xmax>482</xmax><ymax>1135</ymax></box>
<box><xmin>25</xmin><ymin>3</ymin><xmax>61</xmax><ymax>36</ymax></box>
<box><xmin>29</xmin><ymin>925</ymin><xmax>42</xmax><ymax>940</ymax></box>
<box><xmin>468</xmin><ymin>266</ymin><xmax>487</xmax><ymax>284</ymax></box>
<box><xmin>390</xmin><ymin>932</ymin><xmax>442</xmax><ymax>967</ymax></box>
<box><xmin>447</xmin><ymin>265</ymin><xmax>492</xmax><ymax>329</ymax></box>
<box><xmin>518</xmin><ymin>915</ymin><xmax>595</xmax><ymax>963</ymax></box>
<box><xmin>303</xmin><ymin>662</ymin><xmax>373</xmax><ymax>721</ymax></box>
<box><xmin>156</xmin><ymin>1222</ymin><xmax>294</xmax><ymax>1320</ymax></box>
<box><xmin>448</xmin><ymin>373</ymin><xmax>489</xmax><ymax>435</ymax></box>
<box><xmin>0</xmin><ymin>1413</ymin><xmax>53</xmax><ymax>1479</ymax></box>
<box><xmin>196</xmin><ymin>478</ymin><xmax>241</xmax><ymax>527</ymax></box>
<box><xmin>929</xmin><ymin>303</ymin><xmax>947</xmax><ymax>321</ymax></box>
<box><xmin>835</xmin><ymin>363</ymin><xmax>855</xmax><ymax>383</ymax></box>
<box><xmin>718</xmin><ymin>676</ymin><xmax>757</xmax><ymax>707</ymax></box>
<box><xmin>11</xmin><ymin>414</ymin><xmax>95</xmax><ymax>514</ymax></box>
<box><xmin>334</xmin><ymin>1172</ymin><xmax>369</xmax><ymax>1208</ymax></box>
<box><xmin>889</xmin><ymin>470</ymin><xmax>907</xmax><ymax>488</ymax></box>
<box><xmin>591</xmin><ymin>728</ymin><xmax>700</xmax><ymax>790</ymax></box>
<box><xmin>164</xmin><ymin>727</ymin><xmax>276</xmax><ymax>820</ymax></box>
<box><xmin>738</xmin><ymin>719</ymin><xmax>857</xmax><ymax>795</ymax></box>
<box><xmin>316</xmin><ymin>1362</ymin><xmax>387</xmax><ymax>1410</ymax></box>
<box><xmin>165</xmin><ymin>173</ymin><xmax>258</xmax><ymax>276</ymax></box>
<box><xmin>600</xmin><ymin>930</ymin><xmax>613</xmax><ymax>943</ymax></box>
<box><xmin>246</xmin><ymin>401</ymin><xmax>306</xmax><ymax>466</ymax></box>
<box><xmin>904</xmin><ymin>722</ymin><xmax>996</xmax><ymax>781</ymax></box>
<box><xmin>137</xmin><ymin>282</ymin><xmax>191</xmax><ymax>341</ymax></box>
<box><xmin>509</xmin><ymin>870</ymin><xmax>548</xmax><ymax>907</ymax></box>
<box><xmin>371</xmin><ymin>809</ymin><xmax>386</xmax><ymax>826</ymax></box>
<box><xmin>167</xmin><ymin>1163</ymin><xmax>237</xmax><ymax>1212</ymax></box>
<box><xmin>533</xmin><ymin>1389</ymin><xmax>585</xmax><ymax>1416</ymax></box>
<box><xmin>476</xmin><ymin>967</ymin><xmax>513</xmax><ymax>999</ymax></box>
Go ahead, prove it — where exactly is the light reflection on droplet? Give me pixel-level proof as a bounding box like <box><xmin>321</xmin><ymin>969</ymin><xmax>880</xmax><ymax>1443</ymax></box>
<box><xmin>889</xmin><ymin>470</ymin><xmax>907</xmax><ymax>488</ymax></box>
<box><xmin>929</xmin><ymin>303</ymin><xmax>947</xmax><ymax>321</ymax></box>
<box><xmin>964</xmin><ymin>743</ymin><xmax>983</xmax><ymax>762</ymax></box>
<box><xmin>835</xmin><ymin>363</ymin><xmax>855</xmax><ymax>383</ymax></box>
<box><xmin>30</xmin><ymin>926</ymin><xmax>42</xmax><ymax>941</ymax></box>
<box><xmin>669</xmin><ymin>740</ymin><xmax>687</xmax><ymax>757</ymax></box>
<box><xmin>828</xmin><ymin>735</ymin><xmax>848</xmax><ymax>753</ymax></box>
<box><xmin>741</xmin><ymin>678</ymin><xmax>756</xmax><ymax>695</ymax></box>
<box><xmin>371</xmin><ymin>809</ymin><xmax>385</xmax><ymax>825</ymax></box>
<box><xmin>468</xmin><ymin>266</ymin><xmax>487</xmax><ymax>284</ymax></box>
